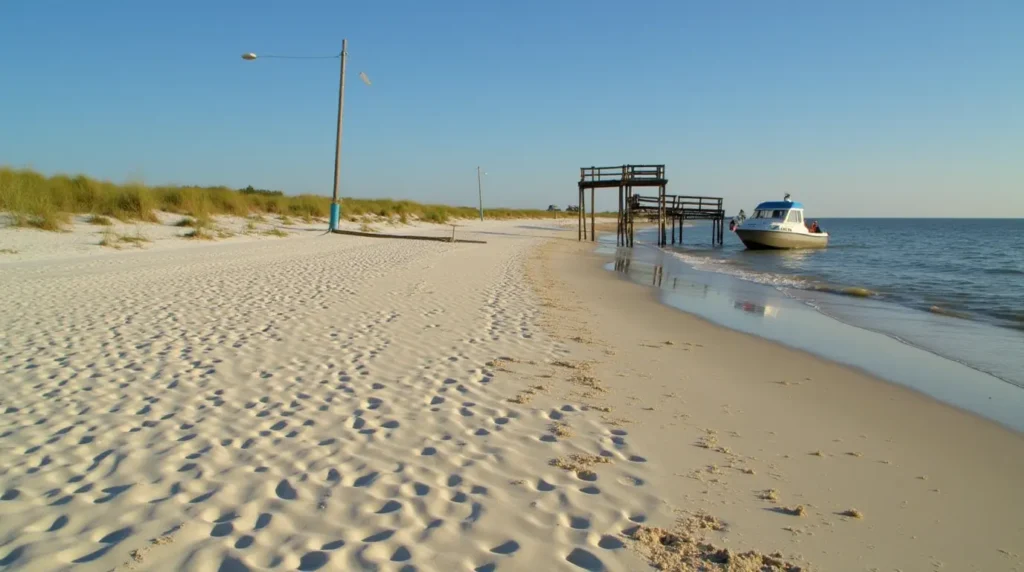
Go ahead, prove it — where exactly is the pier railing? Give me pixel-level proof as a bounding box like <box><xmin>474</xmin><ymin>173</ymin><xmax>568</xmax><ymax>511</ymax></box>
<box><xmin>579</xmin><ymin>165</ymin><xmax>666</xmax><ymax>187</ymax></box>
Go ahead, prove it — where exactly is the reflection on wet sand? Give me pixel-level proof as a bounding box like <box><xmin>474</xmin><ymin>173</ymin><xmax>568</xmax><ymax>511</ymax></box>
<box><xmin>733</xmin><ymin>300</ymin><xmax>779</xmax><ymax>318</ymax></box>
<box><xmin>602</xmin><ymin>241</ymin><xmax>1024</xmax><ymax>431</ymax></box>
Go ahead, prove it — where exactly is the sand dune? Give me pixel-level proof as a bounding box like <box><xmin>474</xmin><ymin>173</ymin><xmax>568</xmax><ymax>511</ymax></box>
<box><xmin>0</xmin><ymin>223</ymin><xmax>665</xmax><ymax>571</ymax></box>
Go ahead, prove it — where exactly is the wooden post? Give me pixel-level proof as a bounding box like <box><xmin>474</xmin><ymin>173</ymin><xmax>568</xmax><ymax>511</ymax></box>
<box><xmin>622</xmin><ymin>186</ymin><xmax>630</xmax><ymax>248</ymax></box>
<box><xmin>577</xmin><ymin>186</ymin><xmax>582</xmax><ymax>241</ymax></box>
<box><xmin>659</xmin><ymin>185</ymin><xmax>667</xmax><ymax>246</ymax></box>
<box><xmin>578</xmin><ymin>170</ymin><xmax>583</xmax><ymax>242</ymax></box>
<box><xmin>720</xmin><ymin>202</ymin><xmax>725</xmax><ymax>245</ymax></box>
<box><xmin>590</xmin><ymin>187</ymin><xmax>595</xmax><ymax>242</ymax></box>
<box><xmin>617</xmin><ymin>185</ymin><xmax>624</xmax><ymax>246</ymax></box>
<box><xmin>622</xmin><ymin>187</ymin><xmax>630</xmax><ymax>247</ymax></box>
<box><xmin>583</xmin><ymin>187</ymin><xmax>588</xmax><ymax>241</ymax></box>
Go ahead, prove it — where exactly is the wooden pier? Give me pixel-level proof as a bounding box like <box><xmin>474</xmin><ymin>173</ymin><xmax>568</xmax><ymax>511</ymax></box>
<box><xmin>577</xmin><ymin>165</ymin><xmax>725</xmax><ymax>247</ymax></box>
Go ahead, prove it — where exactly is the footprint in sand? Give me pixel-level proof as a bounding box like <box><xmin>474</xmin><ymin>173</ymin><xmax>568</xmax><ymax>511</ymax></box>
<box><xmin>377</xmin><ymin>500</ymin><xmax>402</xmax><ymax>514</ymax></box>
<box><xmin>490</xmin><ymin>540</ymin><xmax>520</xmax><ymax>555</ymax></box>
<box><xmin>568</xmin><ymin>516</ymin><xmax>591</xmax><ymax>530</ymax></box>
<box><xmin>298</xmin><ymin>551</ymin><xmax>330</xmax><ymax>571</ymax></box>
<box><xmin>566</xmin><ymin>547</ymin><xmax>606</xmax><ymax>571</ymax></box>
<box><xmin>235</xmin><ymin>535</ymin><xmax>255</xmax><ymax>549</ymax></box>
<box><xmin>275</xmin><ymin>479</ymin><xmax>298</xmax><ymax>500</ymax></box>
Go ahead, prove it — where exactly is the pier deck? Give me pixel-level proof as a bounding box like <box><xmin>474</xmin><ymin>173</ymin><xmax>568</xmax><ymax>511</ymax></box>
<box><xmin>577</xmin><ymin>165</ymin><xmax>725</xmax><ymax>247</ymax></box>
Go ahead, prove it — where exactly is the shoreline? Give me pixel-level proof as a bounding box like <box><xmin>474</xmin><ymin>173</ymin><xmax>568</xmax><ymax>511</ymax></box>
<box><xmin>601</xmin><ymin>238</ymin><xmax>1024</xmax><ymax>433</ymax></box>
<box><xmin>647</xmin><ymin>221</ymin><xmax>1024</xmax><ymax>392</ymax></box>
<box><xmin>529</xmin><ymin>234</ymin><xmax>1024</xmax><ymax>571</ymax></box>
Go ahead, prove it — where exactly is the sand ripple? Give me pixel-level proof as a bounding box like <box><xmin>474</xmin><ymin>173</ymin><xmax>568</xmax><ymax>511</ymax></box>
<box><xmin>0</xmin><ymin>233</ymin><xmax>661</xmax><ymax>571</ymax></box>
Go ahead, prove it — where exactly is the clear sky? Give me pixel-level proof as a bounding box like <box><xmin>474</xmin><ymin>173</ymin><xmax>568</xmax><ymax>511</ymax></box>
<box><xmin>2</xmin><ymin>0</ymin><xmax>1021</xmax><ymax>217</ymax></box>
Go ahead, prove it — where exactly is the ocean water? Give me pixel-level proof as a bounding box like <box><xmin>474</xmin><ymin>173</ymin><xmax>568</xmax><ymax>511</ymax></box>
<box><xmin>630</xmin><ymin>218</ymin><xmax>1024</xmax><ymax>391</ymax></box>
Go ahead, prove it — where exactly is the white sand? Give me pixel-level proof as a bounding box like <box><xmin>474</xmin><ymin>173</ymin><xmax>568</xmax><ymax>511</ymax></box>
<box><xmin>3</xmin><ymin>218</ymin><xmax>1022</xmax><ymax>571</ymax></box>
<box><xmin>0</xmin><ymin>219</ymin><xmax>662</xmax><ymax>571</ymax></box>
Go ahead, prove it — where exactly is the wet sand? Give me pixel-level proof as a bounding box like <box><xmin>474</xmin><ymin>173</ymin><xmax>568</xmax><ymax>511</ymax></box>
<box><xmin>531</xmin><ymin>235</ymin><xmax>1024</xmax><ymax>571</ymax></box>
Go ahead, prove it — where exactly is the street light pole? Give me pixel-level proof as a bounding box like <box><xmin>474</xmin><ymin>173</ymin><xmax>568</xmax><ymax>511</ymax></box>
<box><xmin>477</xmin><ymin>166</ymin><xmax>484</xmax><ymax>221</ymax></box>
<box><xmin>243</xmin><ymin>42</ymin><xmax>370</xmax><ymax>233</ymax></box>
<box><xmin>330</xmin><ymin>39</ymin><xmax>348</xmax><ymax>231</ymax></box>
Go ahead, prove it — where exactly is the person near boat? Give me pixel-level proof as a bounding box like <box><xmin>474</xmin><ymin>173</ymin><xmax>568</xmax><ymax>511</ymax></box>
<box><xmin>728</xmin><ymin>209</ymin><xmax>747</xmax><ymax>232</ymax></box>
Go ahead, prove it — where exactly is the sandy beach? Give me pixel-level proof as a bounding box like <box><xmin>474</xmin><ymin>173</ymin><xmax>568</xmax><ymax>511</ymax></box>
<box><xmin>2</xmin><ymin>219</ymin><xmax>1022</xmax><ymax>571</ymax></box>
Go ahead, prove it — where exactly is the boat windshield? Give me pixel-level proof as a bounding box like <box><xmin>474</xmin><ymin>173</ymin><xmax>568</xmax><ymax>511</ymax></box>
<box><xmin>753</xmin><ymin>209</ymin><xmax>788</xmax><ymax>220</ymax></box>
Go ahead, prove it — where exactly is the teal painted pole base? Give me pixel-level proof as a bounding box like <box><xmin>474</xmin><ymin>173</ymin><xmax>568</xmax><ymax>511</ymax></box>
<box><xmin>329</xmin><ymin>203</ymin><xmax>341</xmax><ymax>231</ymax></box>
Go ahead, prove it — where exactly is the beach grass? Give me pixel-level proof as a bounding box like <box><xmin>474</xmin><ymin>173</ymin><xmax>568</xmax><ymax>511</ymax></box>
<box><xmin>87</xmin><ymin>214</ymin><xmax>114</xmax><ymax>226</ymax></box>
<box><xmin>99</xmin><ymin>228</ymin><xmax>150</xmax><ymax>248</ymax></box>
<box><xmin>1</xmin><ymin>166</ymin><xmax>574</xmax><ymax>231</ymax></box>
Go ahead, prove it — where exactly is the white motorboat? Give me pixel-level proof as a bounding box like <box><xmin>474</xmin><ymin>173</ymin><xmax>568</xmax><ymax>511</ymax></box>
<box><xmin>734</xmin><ymin>196</ymin><xmax>828</xmax><ymax>250</ymax></box>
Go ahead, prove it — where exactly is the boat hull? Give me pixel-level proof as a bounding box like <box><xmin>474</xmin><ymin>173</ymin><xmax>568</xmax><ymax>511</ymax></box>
<box><xmin>735</xmin><ymin>229</ymin><xmax>828</xmax><ymax>250</ymax></box>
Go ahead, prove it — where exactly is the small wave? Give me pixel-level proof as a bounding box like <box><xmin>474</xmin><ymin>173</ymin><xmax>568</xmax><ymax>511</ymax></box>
<box><xmin>811</xmin><ymin>285</ymin><xmax>876</xmax><ymax>298</ymax></box>
<box><xmin>927</xmin><ymin>306</ymin><xmax>974</xmax><ymax>320</ymax></box>
<box><xmin>666</xmin><ymin>250</ymin><xmax>876</xmax><ymax>298</ymax></box>
<box><xmin>666</xmin><ymin>251</ymin><xmax>809</xmax><ymax>288</ymax></box>
<box><xmin>980</xmin><ymin>267</ymin><xmax>1024</xmax><ymax>276</ymax></box>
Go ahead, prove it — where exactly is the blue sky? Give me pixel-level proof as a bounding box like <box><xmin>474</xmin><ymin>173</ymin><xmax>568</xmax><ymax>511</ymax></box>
<box><xmin>1</xmin><ymin>0</ymin><xmax>1021</xmax><ymax>217</ymax></box>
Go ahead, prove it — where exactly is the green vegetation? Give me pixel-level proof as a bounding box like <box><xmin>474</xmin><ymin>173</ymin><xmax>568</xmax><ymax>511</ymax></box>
<box><xmin>118</xmin><ymin>234</ymin><xmax>149</xmax><ymax>246</ymax></box>
<box><xmin>1</xmin><ymin>166</ymin><xmax>572</xmax><ymax>232</ymax></box>
<box><xmin>87</xmin><ymin>214</ymin><xmax>114</xmax><ymax>226</ymax></box>
<box><xmin>99</xmin><ymin>228</ymin><xmax>150</xmax><ymax>248</ymax></box>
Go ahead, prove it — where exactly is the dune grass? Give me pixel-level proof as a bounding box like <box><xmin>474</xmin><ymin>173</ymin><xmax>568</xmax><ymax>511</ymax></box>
<box><xmin>87</xmin><ymin>214</ymin><xmax>114</xmax><ymax>226</ymax></box>
<box><xmin>1</xmin><ymin>166</ymin><xmax>568</xmax><ymax>231</ymax></box>
<box><xmin>99</xmin><ymin>228</ymin><xmax>150</xmax><ymax>249</ymax></box>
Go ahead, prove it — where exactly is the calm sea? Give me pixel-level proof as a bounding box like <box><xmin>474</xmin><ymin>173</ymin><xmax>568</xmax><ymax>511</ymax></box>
<box><xmin>650</xmin><ymin>218</ymin><xmax>1024</xmax><ymax>389</ymax></box>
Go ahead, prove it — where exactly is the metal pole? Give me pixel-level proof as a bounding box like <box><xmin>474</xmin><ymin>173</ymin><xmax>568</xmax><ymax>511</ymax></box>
<box><xmin>477</xmin><ymin>166</ymin><xmax>484</xmax><ymax>221</ymax></box>
<box><xmin>329</xmin><ymin>39</ymin><xmax>348</xmax><ymax>231</ymax></box>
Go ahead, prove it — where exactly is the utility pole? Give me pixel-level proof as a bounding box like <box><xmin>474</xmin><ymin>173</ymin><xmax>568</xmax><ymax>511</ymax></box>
<box><xmin>242</xmin><ymin>42</ymin><xmax>370</xmax><ymax>233</ymax></box>
<box><xmin>329</xmin><ymin>39</ymin><xmax>348</xmax><ymax>231</ymax></box>
<box><xmin>477</xmin><ymin>166</ymin><xmax>484</xmax><ymax>221</ymax></box>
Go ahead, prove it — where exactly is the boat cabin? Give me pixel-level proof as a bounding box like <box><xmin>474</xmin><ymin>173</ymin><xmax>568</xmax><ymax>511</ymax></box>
<box><xmin>751</xmin><ymin>201</ymin><xmax>805</xmax><ymax>225</ymax></box>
